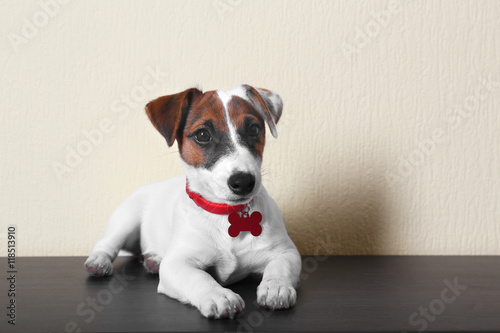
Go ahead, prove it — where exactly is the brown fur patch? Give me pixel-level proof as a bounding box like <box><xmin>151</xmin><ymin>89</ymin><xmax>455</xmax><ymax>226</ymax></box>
<box><xmin>145</xmin><ymin>88</ymin><xmax>203</xmax><ymax>147</ymax></box>
<box><xmin>180</xmin><ymin>91</ymin><xmax>229</xmax><ymax>166</ymax></box>
<box><xmin>227</xmin><ymin>97</ymin><xmax>266</xmax><ymax>158</ymax></box>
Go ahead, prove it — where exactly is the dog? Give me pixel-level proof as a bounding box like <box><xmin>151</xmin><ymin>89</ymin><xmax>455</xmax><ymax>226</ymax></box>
<box><xmin>85</xmin><ymin>84</ymin><xmax>301</xmax><ymax>319</ymax></box>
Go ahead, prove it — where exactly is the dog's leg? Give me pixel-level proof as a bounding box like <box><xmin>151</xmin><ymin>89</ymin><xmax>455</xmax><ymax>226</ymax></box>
<box><xmin>257</xmin><ymin>249</ymin><xmax>301</xmax><ymax>310</ymax></box>
<box><xmin>85</xmin><ymin>191</ymin><xmax>143</xmax><ymax>276</ymax></box>
<box><xmin>140</xmin><ymin>220</ymin><xmax>165</xmax><ymax>274</ymax></box>
<box><xmin>158</xmin><ymin>258</ymin><xmax>245</xmax><ymax>319</ymax></box>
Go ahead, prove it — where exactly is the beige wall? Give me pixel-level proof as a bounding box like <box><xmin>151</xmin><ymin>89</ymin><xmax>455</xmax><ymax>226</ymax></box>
<box><xmin>1</xmin><ymin>0</ymin><xmax>499</xmax><ymax>256</ymax></box>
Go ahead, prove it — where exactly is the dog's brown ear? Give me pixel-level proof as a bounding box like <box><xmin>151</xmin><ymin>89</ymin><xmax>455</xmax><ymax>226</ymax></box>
<box><xmin>242</xmin><ymin>85</ymin><xmax>283</xmax><ymax>138</ymax></box>
<box><xmin>145</xmin><ymin>88</ymin><xmax>203</xmax><ymax>147</ymax></box>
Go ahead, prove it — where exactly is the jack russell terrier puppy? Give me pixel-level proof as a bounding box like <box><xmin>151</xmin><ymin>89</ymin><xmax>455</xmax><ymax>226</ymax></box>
<box><xmin>85</xmin><ymin>84</ymin><xmax>301</xmax><ymax>319</ymax></box>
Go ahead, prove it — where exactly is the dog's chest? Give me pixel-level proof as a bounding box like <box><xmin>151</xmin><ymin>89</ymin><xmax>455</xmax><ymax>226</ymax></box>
<box><xmin>210</xmin><ymin>235</ymin><xmax>260</xmax><ymax>285</ymax></box>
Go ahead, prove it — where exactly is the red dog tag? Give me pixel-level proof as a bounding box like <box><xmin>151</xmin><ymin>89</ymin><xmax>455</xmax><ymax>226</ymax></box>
<box><xmin>228</xmin><ymin>211</ymin><xmax>262</xmax><ymax>237</ymax></box>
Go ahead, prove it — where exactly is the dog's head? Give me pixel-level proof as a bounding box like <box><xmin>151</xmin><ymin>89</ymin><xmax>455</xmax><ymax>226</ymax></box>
<box><xmin>145</xmin><ymin>84</ymin><xmax>282</xmax><ymax>204</ymax></box>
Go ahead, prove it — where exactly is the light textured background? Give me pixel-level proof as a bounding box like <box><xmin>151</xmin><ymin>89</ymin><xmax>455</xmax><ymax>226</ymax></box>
<box><xmin>1</xmin><ymin>0</ymin><xmax>499</xmax><ymax>256</ymax></box>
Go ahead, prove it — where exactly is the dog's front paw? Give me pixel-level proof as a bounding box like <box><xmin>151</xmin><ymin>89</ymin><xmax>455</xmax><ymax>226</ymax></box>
<box><xmin>198</xmin><ymin>288</ymin><xmax>245</xmax><ymax>319</ymax></box>
<box><xmin>85</xmin><ymin>254</ymin><xmax>113</xmax><ymax>276</ymax></box>
<box><xmin>257</xmin><ymin>280</ymin><xmax>296</xmax><ymax>310</ymax></box>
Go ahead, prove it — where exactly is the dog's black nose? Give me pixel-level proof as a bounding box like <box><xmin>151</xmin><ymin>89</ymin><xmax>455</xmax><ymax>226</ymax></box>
<box><xmin>228</xmin><ymin>172</ymin><xmax>255</xmax><ymax>196</ymax></box>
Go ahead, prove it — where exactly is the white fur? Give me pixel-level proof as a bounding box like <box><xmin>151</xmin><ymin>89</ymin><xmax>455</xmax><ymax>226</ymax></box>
<box><xmin>217</xmin><ymin>89</ymin><xmax>239</xmax><ymax>144</ymax></box>
<box><xmin>85</xmin><ymin>85</ymin><xmax>301</xmax><ymax>319</ymax></box>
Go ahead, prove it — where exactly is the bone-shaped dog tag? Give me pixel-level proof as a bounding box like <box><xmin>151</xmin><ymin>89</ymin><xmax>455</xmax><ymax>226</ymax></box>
<box><xmin>228</xmin><ymin>211</ymin><xmax>263</xmax><ymax>237</ymax></box>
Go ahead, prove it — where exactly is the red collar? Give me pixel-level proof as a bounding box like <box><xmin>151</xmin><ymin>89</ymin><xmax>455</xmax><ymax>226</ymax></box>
<box><xmin>186</xmin><ymin>181</ymin><xmax>251</xmax><ymax>215</ymax></box>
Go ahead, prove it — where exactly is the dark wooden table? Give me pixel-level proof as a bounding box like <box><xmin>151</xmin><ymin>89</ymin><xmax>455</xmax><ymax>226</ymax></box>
<box><xmin>2</xmin><ymin>256</ymin><xmax>499</xmax><ymax>332</ymax></box>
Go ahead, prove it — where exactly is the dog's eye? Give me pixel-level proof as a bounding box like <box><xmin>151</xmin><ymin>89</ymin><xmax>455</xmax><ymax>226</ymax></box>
<box><xmin>194</xmin><ymin>129</ymin><xmax>212</xmax><ymax>143</ymax></box>
<box><xmin>248</xmin><ymin>124</ymin><xmax>261</xmax><ymax>137</ymax></box>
